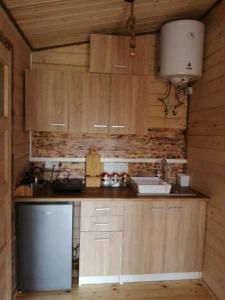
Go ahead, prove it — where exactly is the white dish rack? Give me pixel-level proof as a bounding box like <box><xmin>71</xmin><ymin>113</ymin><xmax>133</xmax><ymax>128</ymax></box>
<box><xmin>131</xmin><ymin>177</ymin><xmax>172</xmax><ymax>195</ymax></box>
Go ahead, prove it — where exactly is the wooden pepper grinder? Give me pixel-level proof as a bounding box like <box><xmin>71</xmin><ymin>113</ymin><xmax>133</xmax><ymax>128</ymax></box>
<box><xmin>85</xmin><ymin>146</ymin><xmax>103</xmax><ymax>187</ymax></box>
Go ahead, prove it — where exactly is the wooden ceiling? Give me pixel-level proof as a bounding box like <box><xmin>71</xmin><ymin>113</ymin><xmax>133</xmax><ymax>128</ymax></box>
<box><xmin>2</xmin><ymin>0</ymin><xmax>218</xmax><ymax>50</ymax></box>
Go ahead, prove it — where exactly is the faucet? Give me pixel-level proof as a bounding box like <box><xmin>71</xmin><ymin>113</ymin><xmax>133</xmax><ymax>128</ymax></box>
<box><xmin>160</xmin><ymin>158</ymin><xmax>168</xmax><ymax>181</ymax></box>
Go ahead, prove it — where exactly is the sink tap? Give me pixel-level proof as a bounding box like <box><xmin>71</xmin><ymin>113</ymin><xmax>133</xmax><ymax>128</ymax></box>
<box><xmin>160</xmin><ymin>158</ymin><xmax>168</xmax><ymax>181</ymax></box>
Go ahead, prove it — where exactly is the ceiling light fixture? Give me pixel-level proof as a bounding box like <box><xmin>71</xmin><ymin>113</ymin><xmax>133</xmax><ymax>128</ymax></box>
<box><xmin>125</xmin><ymin>0</ymin><xmax>136</xmax><ymax>57</ymax></box>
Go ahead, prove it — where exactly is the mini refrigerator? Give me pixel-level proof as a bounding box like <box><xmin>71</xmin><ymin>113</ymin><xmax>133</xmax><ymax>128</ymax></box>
<box><xmin>17</xmin><ymin>203</ymin><xmax>73</xmax><ymax>291</ymax></box>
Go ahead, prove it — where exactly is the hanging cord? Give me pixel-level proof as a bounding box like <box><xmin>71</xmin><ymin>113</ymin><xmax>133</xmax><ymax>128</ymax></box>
<box><xmin>172</xmin><ymin>85</ymin><xmax>187</xmax><ymax>115</ymax></box>
<box><xmin>158</xmin><ymin>82</ymin><xmax>172</xmax><ymax>116</ymax></box>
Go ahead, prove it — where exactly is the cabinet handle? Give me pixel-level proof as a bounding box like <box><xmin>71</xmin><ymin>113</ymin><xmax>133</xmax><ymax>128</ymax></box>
<box><xmin>95</xmin><ymin>207</ymin><xmax>110</xmax><ymax>211</ymax></box>
<box><xmin>111</xmin><ymin>125</ymin><xmax>125</xmax><ymax>128</ymax></box>
<box><xmin>168</xmin><ymin>206</ymin><xmax>182</xmax><ymax>209</ymax></box>
<box><xmin>94</xmin><ymin>238</ymin><xmax>110</xmax><ymax>242</ymax></box>
<box><xmin>114</xmin><ymin>64</ymin><xmax>128</xmax><ymax>68</ymax></box>
<box><xmin>150</xmin><ymin>207</ymin><xmax>164</xmax><ymax>210</ymax></box>
<box><xmin>93</xmin><ymin>124</ymin><xmax>108</xmax><ymax>128</ymax></box>
<box><xmin>94</xmin><ymin>223</ymin><xmax>110</xmax><ymax>226</ymax></box>
<box><xmin>51</xmin><ymin>123</ymin><xmax>65</xmax><ymax>127</ymax></box>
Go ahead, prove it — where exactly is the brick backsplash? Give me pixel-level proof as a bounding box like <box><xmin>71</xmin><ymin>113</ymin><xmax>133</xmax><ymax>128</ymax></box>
<box><xmin>31</xmin><ymin>128</ymin><xmax>186</xmax><ymax>184</ymax></box>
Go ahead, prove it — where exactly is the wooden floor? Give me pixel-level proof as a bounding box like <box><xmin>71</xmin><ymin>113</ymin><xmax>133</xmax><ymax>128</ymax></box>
<box><xmin>16</xmin><ymin>280</ymin><xmax>214</xmax><ymax>300</ymax></box>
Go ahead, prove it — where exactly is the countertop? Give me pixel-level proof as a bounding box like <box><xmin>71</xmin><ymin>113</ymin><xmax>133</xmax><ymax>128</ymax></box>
<box><xmin>14</xmin><ymin>184</ymin><xmax>207</xmax><ymax>202</ymax></box>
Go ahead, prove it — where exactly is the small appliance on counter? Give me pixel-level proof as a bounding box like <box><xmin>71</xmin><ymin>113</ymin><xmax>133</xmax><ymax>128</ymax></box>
<box><xmin>177</xmin><ymin>174</ymin><xmax>190</xmax><ymax>187</ymax></box>
<box><xmin>51</xmin><ymin>178</ymin><xmax>83</xmax><ymax>193</ymax></box>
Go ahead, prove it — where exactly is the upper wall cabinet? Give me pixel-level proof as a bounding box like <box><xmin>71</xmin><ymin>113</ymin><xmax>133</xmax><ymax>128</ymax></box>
<box><xmin>25</xmin><ymin>70</ymin><xmax>69</xmax><ymax>132</ymax></box>
<box><xmin>90</xmin><ymin>34</ymin><xmax>155</xmax><ymax>75</ymax></box>
<box><xmin>69</xmin><ymin>72</ymin><xmax>110</xmax><ymax>133</ymax></box>
<box><xmin>109</xmin><ymin>75</ymin><xmax>138</xmax><ymax>134</ymax></box>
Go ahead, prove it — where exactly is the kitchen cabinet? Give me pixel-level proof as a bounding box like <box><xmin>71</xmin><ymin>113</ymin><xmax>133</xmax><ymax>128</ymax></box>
<box><xmin>90</xmin><ymin>34</ymin><xmax>155</xmax><ymax>75</ymax></box>
<box><xmin>25</xmin><ymin>69</ymin><xmax>69</xmax><ymax>132</ymax></box>
<box><xmin>69</xmin><ymin>72</ymin><xmax>110</xmax><ymax>133</ymax></box>
<box><xmin>164</xmin><ymin>199</ymin><xmax>206</xmax><ymax>273</ymax></box>
<box><xmin>79</xmin><ymin>201</ymin><xmax>124</xmax><ymax>282</ymax></box>
<box><xmin>26</xmin><ymin>70</ymin><xmax>138</xmax><ymax>134</ymax></box>
<box><xmin>70</xmin><ymin>73</ymin><xmax>138</xmax><ymax>134</ymax></box>
<box><xmin>109</xmin><ymin>75</ymin><xmax>138</xmax><ymax>134</ymax></box>
<box><xmin>123</xmin><ymin>201</ymin><xmax>166</xmax><ymax>275</ymax></box>
<box><xmin>122</xmin><ymin>199</ymin><xmax>206</xmax><ymax>278</ymax></box>
<box><xmin>80</xmin><ymin>231</ymin><xmax>123</xmax><ymax>277</ymax></box>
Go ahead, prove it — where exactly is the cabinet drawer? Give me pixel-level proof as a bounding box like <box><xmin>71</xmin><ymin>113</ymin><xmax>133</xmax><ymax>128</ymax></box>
<box><xmin>80</xmin><ymin>231</ymin><xmax>123</xmax><ymax>276</ymax></box>
<box><xmin>81</xmin><ymin>201</ymin><xmax>124</xmax><ymax>217</ymax></box>
<box><xmin>81</xmin><ymin>216</ymin><xmax>124</xmax><ymax>232</ymax></box>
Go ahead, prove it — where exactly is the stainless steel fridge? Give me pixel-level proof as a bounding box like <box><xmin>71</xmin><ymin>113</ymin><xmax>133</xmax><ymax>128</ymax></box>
<box><xmin>17</xmin><ymin>203</ymin><xmax>73</xmax><ymax>291</ymax></box>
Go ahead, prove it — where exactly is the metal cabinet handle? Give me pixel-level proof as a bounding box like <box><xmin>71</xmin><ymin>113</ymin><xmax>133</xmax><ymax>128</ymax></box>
<box><xmin>114</xmin><ymin>65</ymin><xmax>128</xmax><ymax>68</ymax></box>
<box><xmin>111</xmin><ymin>125</ymin><xmax>125</xmax><ymax>128</ymax></box>
<box><xmin>93</xmin><ymin>125</ymin><xmax>108</xmax><ymax>128</ymax></box>
<box><xmin>168</xmin><ymin>206</ymin><xmax>182</xmax><ymax>209</ymax></box>
<box><xmin>94</xmin><ymin>223</ymin><xmax>110</xmax><ymax>226</ymax></box>
<box><xmin>51</xmin><ymin>123</ymin><xmax>65</xmax><ymax>126</ymax></box>
<box><xmin>150</xmin><ymin>207</ymin><xmax>164</xmax><ymax>210</ymax></box>
<box><xmin>94</xmin><ymin>238</ymin><xmax>110</xmax><ymax>242</ymax></box>
<box><xmin>95</xmin><ymin>207</ymin><xmax>110</xmax><ymax>211</ymax></box>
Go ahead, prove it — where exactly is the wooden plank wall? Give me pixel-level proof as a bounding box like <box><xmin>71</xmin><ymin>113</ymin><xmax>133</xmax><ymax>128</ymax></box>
<box><xmin>31</xmin><ymin>35</ymin><xmax>187</xmax><ymax>130</ymax></box>
<box><xmin>0</xmin><ymin>7</ymin><xmax>30</xmax><ymax>186</ymax></box>
<box><xmin>0</xmin><ymin>6</ymin><xmax>30</xmax><ymax>294</ymax></box>
<box><xmin>187</xmin><ymin>2</ymin><xmax>225</xmax><ymax>300</ymax></box>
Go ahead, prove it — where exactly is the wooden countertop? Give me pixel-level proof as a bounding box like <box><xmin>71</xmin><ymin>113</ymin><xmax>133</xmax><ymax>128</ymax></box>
<box><xmin>14</xmin><ymin>184</ymin><xmax>207</xmax><ymax>202</ymax></box>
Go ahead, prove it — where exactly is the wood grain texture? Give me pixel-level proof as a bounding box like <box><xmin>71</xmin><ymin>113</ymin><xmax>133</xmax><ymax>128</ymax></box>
<box><xmin>25</xmin><ymin>69</ymin><xmax>69</xmax><ymax>131</ymax></box>
<box><xmin>0</xmin><ymin>8</ymin><xmax>30</xmax><ymax>187</ymax></box>
<box><xmin>80</xmin><ymin>231</ymin><xmax>123</xmax><ymax>276</ymax></box>
<box><xmin>123</xmin><ymin>201</ymin><xmax>166</xmax><ymax>275</ymax></box>
<box><xmin>164</xmin><ymin>200</ymin><xmax>206</xmax><ymax>273</ymax></box>
<box><xmin>16</xmin><ymin>280</ymin><xmax>214</xmax><ymax>300</ymax></box>
<box><xmin>187</xmin><ymin>2</ymin><xmax>225</xmax><ymax>299</ymax></box>
<box><xmin>69</xmin><ymin>72</ymin><xmax>110</xmax><ymax>133</ymax></box>
<box><xmin>110</xmin><ymin>74</ymin><xmax>138</xmax><ymax>134</ymax></box>
<box><xmin>0</xmin><ymin>40</ymin><xmax>12</xmax><ymax>300</ymax></box>
<box><xmin>90</xmin><ymin>34</ymin><xmax>156</xmax><ymax>75</ymax></box>
<box><xmin>31</xmin><ymin>34</ymin><xmax>188</xmax><ymax>131</ymax></box>
<box><xmin>2</xmin><ymin>0</ymin><xmax>216</xmax><ymax>49</ymax></box>
<box><xmin>0</xmin><ymin>8</ymin><xmax>30</xmax><ymax>296</ymax></box>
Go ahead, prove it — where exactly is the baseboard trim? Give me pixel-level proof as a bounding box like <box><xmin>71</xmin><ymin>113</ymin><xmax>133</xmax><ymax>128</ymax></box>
<box><xmin>79</xmin><ymin>272</ymin><xmax>202</xmax><ymax>285</ymax></box>
<box><xmin>79</xmin><ymin>275</ymin><xmax>120</xmax><ymax>286</ymax></box>
<box><xmin>120</xmin><ymin>272</ymin><xmax>202</xmax><ymax>283</ymax></box>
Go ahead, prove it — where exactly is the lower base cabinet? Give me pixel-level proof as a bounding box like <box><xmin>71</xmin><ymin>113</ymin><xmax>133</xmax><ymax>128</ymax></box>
<box><xmin>79</xmin><ymin>199</ymin><xmax>206</xmax><ymax>285</ymax></box>
<box><xmin>79</xmin><ymin>231</ymin><xmax>123</xmax><ymax>277</ymax></box>
<box><xmin>123</xmin><ymin>201</ymin><xmax>166</xmax><ymax>275</ymax></box>
<box><xmin>164</xmin><ymin>200</ymin><xmax>206</xmax><ymax>273</ymax></box>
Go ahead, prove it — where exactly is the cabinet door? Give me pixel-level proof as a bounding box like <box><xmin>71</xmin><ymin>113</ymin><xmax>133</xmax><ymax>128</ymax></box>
<box><xmin>132</xmin><ymin>35</ymin><xmax>156</xmax><ymax>75</ymax></box>
<box><xmin>90</xmin><ymin>34</ymin><xmax>132</xmax><ymax>74</ymax></box>
<box><xmin>25</xmin><ymin>70</ymin><xmax>69</xmax><ymax>131</ymax></box>
<box><xmin>164</xmin><ymin>200</ymin><xmax>206</xmax><ymax>273</ymax></box>
<box><xmin>80</xmin><ymin>231</ymin><xmax>123</xmax><ymax>276</ymax></box>
<box><xmin>123</xmin><ymin>201</ymin><xmax>166</xmax><ymax>275</ymax></box>
<box><xmin>109</xmin><ymin>75</ymin><xmax>138</xmax><ymax>134</ymax></box>
<box><xmin>69</xmin><ymin>72</ymin><xmax>110</xmax><ymax>133</ymax></box>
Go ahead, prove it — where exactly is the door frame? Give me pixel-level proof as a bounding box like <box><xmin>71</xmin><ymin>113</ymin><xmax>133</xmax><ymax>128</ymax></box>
<box><xmin>0</xmin><ymin>33</ymin><xmax>14</xmax><ymax>300</ymax></box>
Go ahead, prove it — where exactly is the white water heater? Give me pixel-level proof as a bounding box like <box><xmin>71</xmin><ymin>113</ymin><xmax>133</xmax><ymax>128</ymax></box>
<box><xmin>159</xmin><ymin>20</ymin><xmax>205</xmax><ymax>86</ymax></box>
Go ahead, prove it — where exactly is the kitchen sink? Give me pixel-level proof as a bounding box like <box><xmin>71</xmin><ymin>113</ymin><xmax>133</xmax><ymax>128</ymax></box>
<box><xmin>131</xmin><ymin>177</ymin><xmax>172</xmax><ymax>195</ymax></box>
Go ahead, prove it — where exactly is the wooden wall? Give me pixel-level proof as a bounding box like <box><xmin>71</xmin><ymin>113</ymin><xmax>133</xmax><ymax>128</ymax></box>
<box><xmin>0</xmin><ymin>7</ymin><xmax>30</xmax><ymax>186</ymax></box>
<box><xmin>187</xmin><ymin>1</ymin><xmax>225</xmax><ymax>299</ymax></box>
<box><xmin>0</xmin><ymin>6</ymin><xmax>30</xmax><ymax>294</ymax></box>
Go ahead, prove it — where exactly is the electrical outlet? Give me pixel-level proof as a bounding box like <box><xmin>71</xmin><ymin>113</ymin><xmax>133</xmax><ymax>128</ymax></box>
<box><xmin>45</xmin><ymin>161</ymin><xmax>59</xmax><ymax>170</ymax></box>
